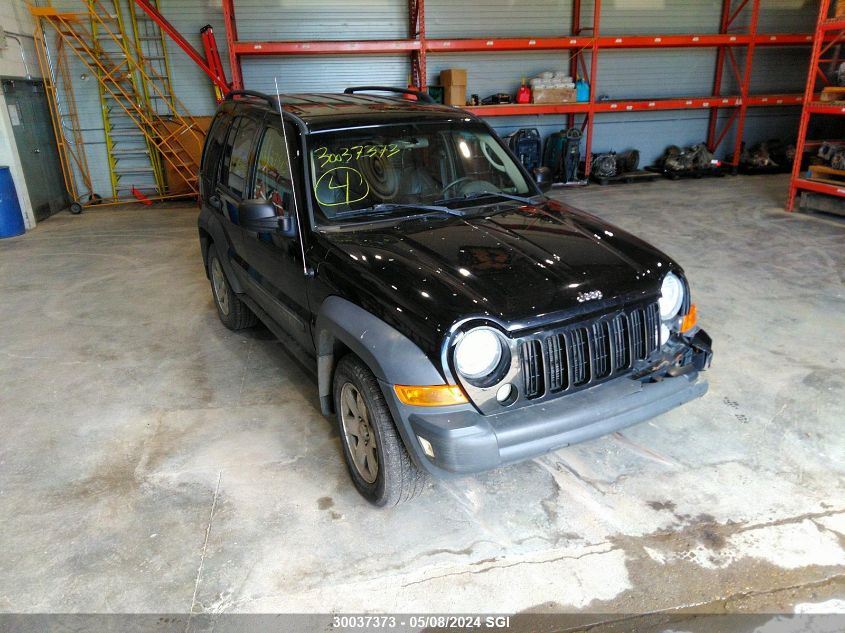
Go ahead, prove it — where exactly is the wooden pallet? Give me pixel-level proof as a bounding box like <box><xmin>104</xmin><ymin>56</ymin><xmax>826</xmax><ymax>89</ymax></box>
<box><xmin>808</xmin><ymin>164</ymin><xmax>845</xmax><ymax>186</ymax></box>
<box><xmin>591</xmin><ymin>169</ymin><xmax>659</xmax><ymax>186</ymax></box>
<box><xmin>645</xmin><ymin>165</ymin><xmax>726</xmax><ymax>180</ymax></box>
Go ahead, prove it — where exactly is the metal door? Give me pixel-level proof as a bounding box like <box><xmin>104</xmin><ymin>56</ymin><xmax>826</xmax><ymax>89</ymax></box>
<box><xmin>2</xmin><ymin>79</ymin><xmax>68</xmax><ymax>221</ymax></box>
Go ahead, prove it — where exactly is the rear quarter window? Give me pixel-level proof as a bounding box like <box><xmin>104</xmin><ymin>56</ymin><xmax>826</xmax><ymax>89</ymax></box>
<box><xmin>200</xmin><ymin>112</ymin><xmax>232</xmax><ymax>198</ymax></box>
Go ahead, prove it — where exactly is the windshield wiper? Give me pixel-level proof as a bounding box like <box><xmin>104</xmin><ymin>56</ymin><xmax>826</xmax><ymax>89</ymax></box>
<box><xmin>436</xmin><ymin>191</ymin><xmax>544</xmax><ymax>206</ymax></box>
<box><xmin>335</xmin><ymin>203</ymin><xmax>464</xmax><ymax>219</ymax></box>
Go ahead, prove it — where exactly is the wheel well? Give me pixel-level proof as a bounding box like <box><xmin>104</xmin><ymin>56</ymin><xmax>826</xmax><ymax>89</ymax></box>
<box><xmin>320</xmin><ymin>337</ymin><xmax>352</xmax><ymax>416</ymax></box>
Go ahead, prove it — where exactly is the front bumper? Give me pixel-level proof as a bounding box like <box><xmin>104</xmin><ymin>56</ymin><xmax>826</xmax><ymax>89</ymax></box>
<box><xmin>381</xmin><ymin>331</ymin><xmax>712</xmax><ymax>477</ymax></box>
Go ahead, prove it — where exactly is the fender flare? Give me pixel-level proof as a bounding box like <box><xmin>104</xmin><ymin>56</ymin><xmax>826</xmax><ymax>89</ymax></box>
<box><xmin>315</xmin><ymin>296</ymin><xmax>445</xmax><ymax>414</ymax></box>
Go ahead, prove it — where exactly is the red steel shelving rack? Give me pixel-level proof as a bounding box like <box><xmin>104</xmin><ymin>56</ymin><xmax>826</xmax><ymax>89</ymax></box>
<box><xmin>133</xmin><ymin>0</ymin><xmax>820</xmax><ymax>177</ymax></box>
<box><xmin>787</xmin><ymin>0</ymin><xmax>845</xmax><ymax>211</ymax></box>
<box><xmin>216</xmin><ymin>0</ymin><xmax>818</xmax><ymax>176</ymax></box>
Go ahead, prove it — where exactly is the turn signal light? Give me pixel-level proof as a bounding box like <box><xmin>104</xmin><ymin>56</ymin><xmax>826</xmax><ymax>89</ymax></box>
<box><xmin>680</xmin><ymin>303</ymin><xmax>697</xmax><ymax>333</ymax></box>
<box><xmin>394</xmin><ymin>384</ymin><xmax>468</xmax><ymax>407</ymax></box>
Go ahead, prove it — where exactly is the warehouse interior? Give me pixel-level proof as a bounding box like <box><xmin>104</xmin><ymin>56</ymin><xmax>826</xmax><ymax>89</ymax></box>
<box><xmin>1</xmin><ymin>0</ymin><xmax>844</xmax><ymax>630</ymax></box>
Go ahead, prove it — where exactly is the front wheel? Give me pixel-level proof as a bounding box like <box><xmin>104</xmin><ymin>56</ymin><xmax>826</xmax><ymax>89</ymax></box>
<box><xmin>207</xmin><ymin>245</ymin><xmax>257</xmax><ymax>330</ymax></box>
<box><xmin>333</xmin><ymin>355</ymin><xmax>427</xmax><ymax>506</ymax></box>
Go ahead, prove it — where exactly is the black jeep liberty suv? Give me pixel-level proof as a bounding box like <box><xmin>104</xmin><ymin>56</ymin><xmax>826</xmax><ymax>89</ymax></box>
<box><xmin>198</xmin><ymin>86</ymin><xmax>713</xmax><ymax>506</ymax></box>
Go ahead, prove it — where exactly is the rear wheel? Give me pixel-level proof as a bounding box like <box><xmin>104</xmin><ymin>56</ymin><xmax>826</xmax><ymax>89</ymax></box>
<box><xmin>333</xmin><ymin>355</ymin><xmax>427</xmax><ymax>506</ymax></box>
<box><xmin>207</xmin><ymin>245</ymin><xmax>256</xmax><ymax>330</ymax></box>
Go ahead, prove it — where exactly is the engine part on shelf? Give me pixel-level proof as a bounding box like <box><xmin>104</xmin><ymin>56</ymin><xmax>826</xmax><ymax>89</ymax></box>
<box><xmin>543</xmin><ymin>127</ymin><xmax>582</xmax><ymax>184</ymax></box>
<box><xmin>591</xmin><ymin>152</ymin><xmax>617</xmax><ymax>179</ymax></box>
<box><xmin>785</xmin><ymin>144</ymin><xmax>796</xmax><ymax>163</ymax></box>
<box><xmin>661</xmin><ymin>145</ymin><xmax>695</xmax><ymax>172</ymax></box>
<box><xmin>615</xmin><ymin>149</ymin><xmax>640</xmax><ymax>173</ymax></box>
<box><xmin>689</xmin><ymin>143</ymin><xmax>716</xmax><ymax>170</ymax></box>
<box><xmin>561</xmin><ymin>128</ymin><xmax>582</xmax><ymax>183</ymax></box>
<box><xmin>748</xmin><ymin>142</ymin><xmax>778</xmax><ymax>168</ymax></box>
<box><xmin>818</xmin><ymin>141</ymin><xmax>844</xmax><ymax>163</ymax></box>
<box><xmin>832</xmin><ymin>150</ymin><xmax>845</xmax><ymax>171</ymax></box>
<box><xmin>729</xmin><ymin>138</ymin><xmax>795</xmax><ymax>174</ymax></box>
<box><xmin>481</xmin><ymin>93</ymin><xmax>512</xmax><ymax>105</ymax></box>
<box><xmin>838</xmin><ymin>62</ymin><xmax>845</xmax><ymax>87</ymax></box>
<box><xmin>506</xmin><ymin>128</ymin><xmax>542</xmax><ymax>172</ymax></box>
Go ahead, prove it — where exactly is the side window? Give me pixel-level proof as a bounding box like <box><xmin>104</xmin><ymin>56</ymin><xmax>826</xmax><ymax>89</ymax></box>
<box><xmin>219</xmin><ymin>116</ymin><xmax>257</xmax><ymax>198</ymax></box>
<box><xmin>253</xmin><ymin>126</ymin><xmax>292</xmax><ymax>217</ymax></box>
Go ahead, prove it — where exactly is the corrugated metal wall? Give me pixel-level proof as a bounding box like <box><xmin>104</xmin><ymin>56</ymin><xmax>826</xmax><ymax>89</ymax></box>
<box><xmin>54</xmin><ymin>0</ymin><xmax>820</xmax><ymax>197</ymax></box>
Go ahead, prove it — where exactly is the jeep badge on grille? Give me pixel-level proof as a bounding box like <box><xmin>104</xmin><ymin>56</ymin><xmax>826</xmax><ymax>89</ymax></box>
<box><xmin>576</xmin><ymin>290</ymin><xmax>603</xmax><ymax>303</ymax></box>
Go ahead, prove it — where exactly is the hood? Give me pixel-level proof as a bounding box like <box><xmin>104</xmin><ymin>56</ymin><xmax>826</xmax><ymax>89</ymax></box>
<box><xmin>320</xmin><ymin>198</ymin><xmax>678</xmax><ymax>336</ymax></box>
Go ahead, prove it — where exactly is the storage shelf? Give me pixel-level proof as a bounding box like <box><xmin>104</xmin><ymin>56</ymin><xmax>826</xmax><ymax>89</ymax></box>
<box><xmin>466</xmin><ymin>103</ymin><xmax>591</xmax><ymax>116</ymax></box>
<box><xmin>466</xmin><ymin>94</ymin><xmax>804</xmax><ymax>117</ymax></box>
<box><xmin>807</xmin><ymin>101</ymin><xmax>845</xmax><ymax>115</ymax></box>
<box><xmin>788</xmin><ymin>0</ymin><xmax>845</xmax><ymax>211</ymax></box>
<box><xmin>217</xmin><ymin>0</ymin><xmax>819</xmax><ymax>177</ymax></box>
<box><xmin>792</xmin><ymin>178</ymin><xmax>845</xmax><ymax>197</ymax></box>
<box><xmin>233</xmin><ymin>39</ymin><xmax>420</xmax><ymax>55</ymax></box>
<box><xmin>820</xmin><ymin>18</ymin><xmax>845</xmax><ymax>31</ymax></box>
<box><xmin>231</xmin><ymin>32</ymin><xmax>822</xmax><ymax>57</ymax></box>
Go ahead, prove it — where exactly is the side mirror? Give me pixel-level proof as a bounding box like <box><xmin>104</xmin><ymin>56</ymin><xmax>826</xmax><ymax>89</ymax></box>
<box><xmin>533</xmin><ymin>166</ymin><xmax>553</xmax><ymax>193</ymax></box>
<box><xmin>239</xmin><ymin>199</ymin><xmax>279</xmax><ymax>232</ymax></box>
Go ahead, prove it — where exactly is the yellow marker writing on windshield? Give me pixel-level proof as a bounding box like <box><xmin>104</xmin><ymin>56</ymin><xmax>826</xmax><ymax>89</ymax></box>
<box><xmin>315</xmin><ymin>167</ymin><xmax>370</xmax><ymax>207</ymax></box>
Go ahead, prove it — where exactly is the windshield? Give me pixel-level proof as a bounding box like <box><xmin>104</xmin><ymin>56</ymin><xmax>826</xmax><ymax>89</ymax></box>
<box><xmin>308</xmin><ymin>122</ymin><xmax>534</xmax><ymax>223</ymax></box>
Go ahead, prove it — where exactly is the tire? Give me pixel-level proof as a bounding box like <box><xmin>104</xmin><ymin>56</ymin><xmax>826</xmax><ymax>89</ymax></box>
<box><xmin>333</xmin><ymin>355</ymin><xmax>428</xmax><ymax>507</ymax></box>
<box><xmin>69</xmin><ymin>202</ymin><xmax>83</xmax><ymax>215</ymax></box>
<box><xmin>207</xmin><ymin>245</ymin><xmax>257</xmax><ymax>330</ymax></box>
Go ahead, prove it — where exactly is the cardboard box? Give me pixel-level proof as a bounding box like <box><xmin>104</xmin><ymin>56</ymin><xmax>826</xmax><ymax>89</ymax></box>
<box><xmin>443</xmin><ymin>85</ymin><xmax>467</xmax><ymax>106</ymax></box>
<box><xmin>532</xmin><ymin>87</ymin><xmax>577</xmax><ymax>104</ymax></box>
<box><xmin>837</xmin><ymin>0</ymin><xmax>845</xmax><ymax>17</ymax></box>
<box><xmin>440</xmin><ymin>68</ymin><xmax>467</xmax><ymax>86</ymax></box>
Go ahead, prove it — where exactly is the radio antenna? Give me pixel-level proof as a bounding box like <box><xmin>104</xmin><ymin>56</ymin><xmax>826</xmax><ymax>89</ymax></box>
<box><xmin>274</xmin><ymin>77</ymin><xmax>311</xmax><ymax>277</ymax></box>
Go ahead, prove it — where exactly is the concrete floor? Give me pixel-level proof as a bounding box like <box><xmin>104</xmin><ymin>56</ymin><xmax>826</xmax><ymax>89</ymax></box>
<box><xmin>1</xmin><ymin>174</ymin><xmax>843</xmax><ymax>621</ymax></box>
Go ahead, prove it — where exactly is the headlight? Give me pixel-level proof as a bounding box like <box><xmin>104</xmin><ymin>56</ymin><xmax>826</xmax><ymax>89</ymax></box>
<box><xmin>659</xmin><ymin>272</ymin><xmax>684</xmax><ymax>320</ymax></box>
<box><xmin>454</xmin><ymin>327</ymin><xmax>504</xmax><ymax>381</ymax></box>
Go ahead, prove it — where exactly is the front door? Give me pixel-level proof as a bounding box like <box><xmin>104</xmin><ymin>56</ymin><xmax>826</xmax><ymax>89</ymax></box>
<box><xmin>2</xmin><ymin>79</ymin><xmax>68</xmax><ymax>221</ymax></box>
<box><xmin>216</xmin><ymin>114</ymin><xmax>259</xmax><ymax>268</ymax></box>
<box><xmin>241</xmin><ymin>120</ymin><xmax>312</xmax><ymax>352</ymax></box>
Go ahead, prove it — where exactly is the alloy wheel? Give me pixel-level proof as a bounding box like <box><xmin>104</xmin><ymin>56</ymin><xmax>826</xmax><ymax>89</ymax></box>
<box><xmin>339</xmin><ymin>382</ymin><xmax>379</xmax><ymax>484</ymax></box>
<box><xmin>210</xmin><ymin>257</ymin><xmax>230</xmax><ymax>316</ymax></box>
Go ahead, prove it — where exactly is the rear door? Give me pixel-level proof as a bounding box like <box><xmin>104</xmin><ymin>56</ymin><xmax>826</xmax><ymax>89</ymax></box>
<box><xmin>240</xmin><ymin>119</ymin><xmax>313</xmax><ymax>351</ymax></box>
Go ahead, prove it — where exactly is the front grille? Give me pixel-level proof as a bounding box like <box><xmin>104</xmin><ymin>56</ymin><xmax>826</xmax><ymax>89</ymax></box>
<box><xmin>569</xmin><ymin>327</ymin><xmax>590</xmax><ymax>387</ymax></box>
<box><xmin>521</xmin><ymin>302</ymin><xmax>661</xmax><ymax>400</ymax></box>
<box><xmin>520</xmin><ymin>339</ymin><xmax>544</xmax><ymax>398</ymax></box>
<box><xmin>545</xmin><ymin>334</ymin><xmax>568</xmax><ymax>392</ymax></box>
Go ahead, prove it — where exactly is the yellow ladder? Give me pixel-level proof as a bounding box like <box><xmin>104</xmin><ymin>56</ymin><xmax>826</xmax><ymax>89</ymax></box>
<box><xmin>32</xmin><ymin>19</ymin><xmax>95</xmax><ymax>207</ymax></box>
<box><xmin>91</xmin><ymin>0</ymin><xmax>162</xmax><ymax>200</ymax></box>
<box><xmin>31</xmin><ymin>2</ymin><xmax>203</xmax><ymax>202</ymax></box>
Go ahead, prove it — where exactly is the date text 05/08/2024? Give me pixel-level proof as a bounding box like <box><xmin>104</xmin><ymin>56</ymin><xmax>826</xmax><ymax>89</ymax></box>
<box><xmin>332</xmin><ymin>615</ymin><xmax>512</xmax><ymax>629</ymax></box>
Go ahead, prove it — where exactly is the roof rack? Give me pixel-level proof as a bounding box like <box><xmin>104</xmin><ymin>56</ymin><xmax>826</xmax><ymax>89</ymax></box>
<box><xmin>344</xmin><ymin>86</ymin><xmax>436</xmax><ymax>104</ymax></box>
<box><xmin>224</xmin><ymin>89</ymin><xmax>276</xmax><ymax>107</ymax></box>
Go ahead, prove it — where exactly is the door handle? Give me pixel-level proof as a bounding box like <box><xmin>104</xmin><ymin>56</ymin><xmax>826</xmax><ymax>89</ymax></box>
<box><xmin>209</xmin><ymin>194</ymin><xmax>221</xmax><ymax>209</ymax></box>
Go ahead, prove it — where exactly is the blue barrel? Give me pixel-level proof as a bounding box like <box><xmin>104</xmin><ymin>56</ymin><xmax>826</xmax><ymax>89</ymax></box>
<box><xmin>0</xmin><ymin>166</ymin><xmax>26</xmax><ymax>238</ymax></box>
